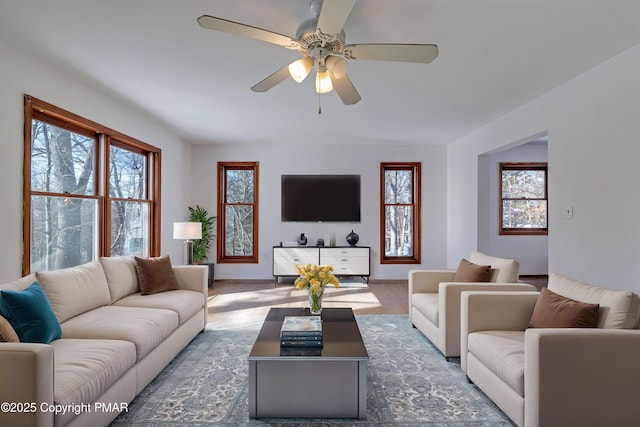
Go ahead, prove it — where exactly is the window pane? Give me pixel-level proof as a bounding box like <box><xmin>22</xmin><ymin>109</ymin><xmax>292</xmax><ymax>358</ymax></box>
<box><xmin>30</xmin><ymin>195</ymin><xmax>98</xmax><ymax>271</ymax></box>
<box><xmin>110</xmin><ymin>145</ymin><xmax>146</xmax><ymax>199</ymax></box>
<box><xmin>225</xmin><ymin>205</ymin><xmax>253</xmax><ymax>256</ymax></box>
<box><xmin>31</xmin><ymin>119</ymin><xmax>96</xmax><ymax>195</ymax></box>
<box><xmin>384</xmin><ymin>206</ymin><xmax>414</xmax><ymax>256</ymax></box>
<box><xmin>502</xmin><ymin>200</ymin><xmax>547</xmax><ymax>228</ymax></box>
<box><xmin>384</xmin><ymin>170</ymin><xmax>413</xmax><ymax>204</ymax></box>
<box><xmin>225</xmin><ymin>169</ymin><xmax>254</xmax><ymax>203</ymax></box>
<box><xmin>111</xmin><ymin>200</ymin><xmax>149</xmax><ymax>257</ymax></box>
<box><xmin>502</xmin><ymin>170</ymin><xmax>546</xmax><ymax>198</ymax></box>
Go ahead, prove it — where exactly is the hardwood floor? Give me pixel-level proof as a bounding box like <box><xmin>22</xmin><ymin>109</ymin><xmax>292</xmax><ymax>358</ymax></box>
<box><xmin>206</xmin><ymin>275</ymin><xmax>548</xmax><ymax>329</ymax></box>
<box><xmin>207</xmin><ymin>279</ymin><xmax>408</xmax><ymax>329</ymax></box>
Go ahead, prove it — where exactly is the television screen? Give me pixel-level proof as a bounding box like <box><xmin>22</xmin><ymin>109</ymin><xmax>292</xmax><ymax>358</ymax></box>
<box><xmin>281</xmin><ymin>175</ymin><xmax>361</xmax><ymax>222</ymax></box>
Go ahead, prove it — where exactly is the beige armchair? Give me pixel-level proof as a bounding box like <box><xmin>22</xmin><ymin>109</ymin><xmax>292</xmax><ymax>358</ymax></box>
<box><xmin>461</xmin><ymin>273</ymin><xmax>640</xmax><ymax>427</ymax></box>
<box><xmin>408</xmin><ymin>251</ymin><xmax>535</xmax><ymax>359</ymax></box>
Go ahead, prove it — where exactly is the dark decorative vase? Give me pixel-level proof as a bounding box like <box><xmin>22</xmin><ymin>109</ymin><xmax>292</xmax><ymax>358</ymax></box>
<box><xmin>297</xmin><ymin>233</ymin><xmax>308</xmax><ymax>246</ymax></box>
<box><xmin>346</xmin><ymin>230</ymin><xmax>359</xmax><ymax>246</ymax></box>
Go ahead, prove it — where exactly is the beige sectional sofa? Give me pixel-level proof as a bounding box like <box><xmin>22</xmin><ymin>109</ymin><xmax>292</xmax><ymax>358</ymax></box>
<box><xmin>409</xmin><ymin>251</ymin><xmax>536</xmax><ymax>358</ymax></box>
<box><xmin>0</xmin><ymin>256</ymin><xmax>208</xmax><ymax>427</ymax></box>
<box><xmin>461</xmin><ymin>273</ymin><xmax>640</xmax><ymax>427</ymax></box>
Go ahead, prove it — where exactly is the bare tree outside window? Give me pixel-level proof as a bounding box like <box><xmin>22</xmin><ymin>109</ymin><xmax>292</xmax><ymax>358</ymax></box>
<box><xmin>500</xmin><ymin>162</ymin><xmax>548</xmax><ymax>235</ymax></box>
<box><xmin>381</xmin><ymin>162</ymin><xmax>421</xmax><ymax>264</ymax></box>
<box><xmin>217</xmin><ymin>162</ymin><xmax>259</xmax><ymax>263</ymax></box>
<box><xmin>24</xmin><ymin>96</ymin><xmax>161</xmax><ymax>275</ymax></box>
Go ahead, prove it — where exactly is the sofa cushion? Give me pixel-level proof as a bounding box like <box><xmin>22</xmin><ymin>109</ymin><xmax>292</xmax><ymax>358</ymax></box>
<box><xmin>52</xmin><ymin>338</ymin><xmax>136</xmax><ymax>408</ymax></box>
<box><xmin>100</xmin><ymin>256</ymin><xmax>140</xmax><ymax>303</ymax></box>
<box><xmin>114</xmin><ymin>289</ymin><xmax>204</xmax><ymax>324</ymax></box>
<box><xmin>134</xmin><ymin>255</ymin><xmax>179</xmax><ymax>295</ymax></box>
<box><xmin>453</xmin><ymin>258</ymin><xmax>491</xmax><ymax>282</ymax></box>
<box><xmin>548</xmin><ymin>273</ymin><xmax>640</xmax><ymax>329</ymax></box>
<box><xmin>61</xmin><ymin>305</ymin><xmax>179</xmax><ymax>361</ymax></box>
<box><xmin>411</xmin><ymin>293</ymin><xmax>439</xmax><ymax>326</ymax></box>
<box><xmin>469</xmin><ymin>252</ymin><xmax>519</xmax><ymax>283</ymax></box>
<box><xmin>0</xmin><ymin>274</ymin><xmax>38</xmax><ymax>292</ymax></box>
<box><xmin>468</xmin><ymin>330</ymin><xmax>525</xmax><ymax>397</ymax></box>
<box><xmin>0</xmin><ymin>315</ymin><xmax>19</xmax><ymax>342</ymax></box>
<box><xmin>0</xmin><ymin>282</ymin><xmax>62</xmax><ymax>343</ymax></box>
<box><xmin>529</xmin><ymin>287</ymin><xmax>599</xmax><ymax>328</ymax></box>
<box><xmin>36</xmin><ymin>260</ymin><xmax>111</xmax><ymax>323</ymax></box>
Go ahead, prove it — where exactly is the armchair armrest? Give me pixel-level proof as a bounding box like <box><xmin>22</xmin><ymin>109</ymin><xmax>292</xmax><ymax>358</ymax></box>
<box><xmin>460</xmin><ymin>290</ymin><xmax>540</xmax><ymax>371</ymax></box>
<box><xmin>438</xmin><ymin>282</ymin><xmax>537</xmax><ymax>357</ymax></box>
<box><xmin>408</xmin><ymin>270</ymin><xmax>456</xmax><ymax>295</ymax></box>
<box><xmin>525</xmin><ymin>328</ymin><xmax>640</xmax><ymax>427</ymax></box>
<box><xmin>0</xmin><ymin>343</ymin><xmax>54</xmax><ymax>427</ymax></box>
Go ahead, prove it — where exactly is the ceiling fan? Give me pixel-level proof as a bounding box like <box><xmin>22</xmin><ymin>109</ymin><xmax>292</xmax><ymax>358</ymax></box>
<box><xmin>197</xmin><ymin>0</ymin><xmax>438</xmax><ymax>106</ymax></box>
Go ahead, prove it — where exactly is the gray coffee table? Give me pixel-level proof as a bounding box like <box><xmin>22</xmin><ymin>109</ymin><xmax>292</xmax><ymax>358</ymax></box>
<box><xmin>248</xmin><ymin>307</ymin><xmax>369</xmax><ymax>419</ymax></box>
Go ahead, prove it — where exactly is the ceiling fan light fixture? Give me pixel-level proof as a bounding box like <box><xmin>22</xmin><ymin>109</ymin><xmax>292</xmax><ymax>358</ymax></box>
<box><xmin>288</xmin><ymin>57</ymin><xmax>313</xmax><ymax>83</ymax></box>
<box><xmin>315</xmin><ymin>70</ymin><xmax>333</xmax><ymax>93</ymax></box>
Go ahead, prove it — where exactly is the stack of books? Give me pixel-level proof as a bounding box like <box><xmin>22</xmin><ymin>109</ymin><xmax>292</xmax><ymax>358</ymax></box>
<box><xmin>280</xmin><ymin>315</ymin><xmax>323</xmax><ymax>356</ymax></box>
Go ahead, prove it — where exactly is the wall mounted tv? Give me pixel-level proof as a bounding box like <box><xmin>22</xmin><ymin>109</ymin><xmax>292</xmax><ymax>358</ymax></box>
<box><xmin>281</xmin><ymin>174</ymin><xmax>361</xmax><ymax>222</ymax></box>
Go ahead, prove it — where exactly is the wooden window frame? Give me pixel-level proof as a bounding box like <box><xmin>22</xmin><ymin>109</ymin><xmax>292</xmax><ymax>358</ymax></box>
<box><xmin>499</xmin><ymin>162</ymin><xmax>548</xmax><ymax>236</ymax></box>
<box><xmin>23</xmin><ymin>95</ymin><xmax>161</xmax><ymax>275</ymax></box>
<box><xmin>380</xmin><ymin>162</ymin><xmax>421</xmax><ymax>264</ymax></box>
<box><xmin>217</xmin><ymin>161</ymin><xmax>259</xmax><ymax>264</ymax></box>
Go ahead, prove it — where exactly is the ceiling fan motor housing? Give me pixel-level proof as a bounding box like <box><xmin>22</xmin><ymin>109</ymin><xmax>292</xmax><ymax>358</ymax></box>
<box><xmin>296</xmin><ymin>18</ymin><xmax>346</xmax><ymax>54</ymax></box>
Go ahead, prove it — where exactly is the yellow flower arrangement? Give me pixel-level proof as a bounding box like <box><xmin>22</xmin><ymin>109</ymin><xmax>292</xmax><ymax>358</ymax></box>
<box><xmin>294</xmin><ymin>263</ymin><xmax>340</xmax><ymax>313</ymax></box>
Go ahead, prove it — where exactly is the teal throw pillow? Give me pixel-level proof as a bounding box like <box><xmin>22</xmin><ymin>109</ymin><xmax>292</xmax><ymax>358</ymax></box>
<box><xmin>0</xmin><ymin>282</ymin><xmax>62</xmax><ymax>343</ymax></box>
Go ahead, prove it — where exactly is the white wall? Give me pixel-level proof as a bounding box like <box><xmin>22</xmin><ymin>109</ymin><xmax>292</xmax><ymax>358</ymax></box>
<box><xmin>0</xmin><ymin>39</ymin><xmax>191</xmax><ymax>282</ymax></box>
<box><xmin>191</xmin><ymin>143</ymin><xmax>448</xmax><ymax>280</ymax></box>
<box><xmin>477</xmin><ymin>141</ymin><xmax>548</xmax><ymax>275</ymax></box>
<box><xmin>448</xmin><ymin>43</ymin><xmax>640</xmax><ymax>291</ymax></box>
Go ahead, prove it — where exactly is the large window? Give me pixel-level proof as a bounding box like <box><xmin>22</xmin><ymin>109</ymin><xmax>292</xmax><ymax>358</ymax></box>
<box><xmin>217</xmin><ymin>162</ymin><xmax>259</xmax><ymax>263</ymax></box>
<box><xmin>24</xmin><ymin>96</ymin><xmax>161</xmax><ymax>274</ymax></box>
<box><xmin>500</xmin><ymin>162</ymin><xmax>548</xmax><ymax>235</ymax></box>
<box><xmin>381</xmin><ymin>162</ymin><xmax>421</xmax><ymax>263</ymax></box>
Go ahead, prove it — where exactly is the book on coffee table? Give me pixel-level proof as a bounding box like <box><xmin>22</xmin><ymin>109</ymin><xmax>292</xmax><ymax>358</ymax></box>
<box><xmin>280</xmin><ymin>316</ymin><xmax>322</xmax><ymax>337</ymax></box>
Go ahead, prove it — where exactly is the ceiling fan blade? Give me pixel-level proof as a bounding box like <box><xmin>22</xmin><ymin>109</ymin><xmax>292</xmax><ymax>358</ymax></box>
<box><xmin>197</xmin><ymin>15</ymin><xmax>299</xmax><ymax>49</ymax></box>
<box><xmin>345</xmin><ymin>43</ymin><xmax>439</xmax><ymax>64</ymax></box>
<box><xmin>332</xmin><ymin>74</ymin><xmax>361</xmax><ymax>105</ymax></box>
<box><xmin>316</xmin><ymin>0</ymin><xmax>357</xmax><ymax>35</ymax></box>
<box><xmin>251</xmin><ymin>65</ymin><xmax>291</xmax><ymax>92</ymax></box>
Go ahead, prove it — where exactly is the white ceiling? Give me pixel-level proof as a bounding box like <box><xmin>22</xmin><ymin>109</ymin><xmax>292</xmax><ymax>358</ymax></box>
<box><xmin>2</xmin><ymin>0</ymin><xmax>640</xmax><ymax>146</ymax></box>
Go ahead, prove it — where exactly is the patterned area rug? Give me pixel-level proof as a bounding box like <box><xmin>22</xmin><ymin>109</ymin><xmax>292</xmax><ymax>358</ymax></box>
<box><xmin>111</xmin><ymin>315</ymin><xmax>514</xmax><ymax>426</ymax></box>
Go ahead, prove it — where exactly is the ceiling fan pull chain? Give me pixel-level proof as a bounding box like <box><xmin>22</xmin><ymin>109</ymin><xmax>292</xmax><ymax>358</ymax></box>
<box><xmin>318</xmin><ymin>92</ymin><xmax>322</xmax><ymax>114</ymax></box>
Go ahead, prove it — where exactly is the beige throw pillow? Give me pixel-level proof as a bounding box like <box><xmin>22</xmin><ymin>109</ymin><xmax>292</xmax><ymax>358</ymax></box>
<box><xmin>453</xmin><ymin>258</ymin><xmax>491</xmax><ymax>282</ymax></box>
<box><xmin>0</xmin><ymin>314</ymin><xmax>19</xmax><ymax>342</ymax></box>
<box><xmin>134</xmin><ymin>255</ymin><xmax>179</xmax><ymax>295</ymax></box>
<box><xmin>529</xmin><ymin>287</ymin><xmax>600</xmax><ymax>328</ymax></box>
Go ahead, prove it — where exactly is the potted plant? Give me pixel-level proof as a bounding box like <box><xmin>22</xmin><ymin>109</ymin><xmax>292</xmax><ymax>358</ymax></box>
<box><xmin>188</xmin><ymin>205</ymin><xmax>216</xmax><ymax>286</ymax></box>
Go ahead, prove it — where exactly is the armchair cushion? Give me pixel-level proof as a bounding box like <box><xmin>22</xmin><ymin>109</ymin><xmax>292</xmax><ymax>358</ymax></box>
<box><xmin>529</xmin><ymin>287</ymin><xmax>599</xmax><ymax>328</ymax></box>
<box><xmin>453</xmin><ymin>258</ymin><xmax>491</xmax><ymax>282</ymax></box>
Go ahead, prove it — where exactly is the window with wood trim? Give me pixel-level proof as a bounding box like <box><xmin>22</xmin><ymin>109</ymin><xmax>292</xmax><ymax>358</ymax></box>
<box><xmin>24</xmin><ymin>95</ymin><xmax>161</xmax><ymax>275</ymax></box>
<box><xmin>381</xmin><ymin>162</ymin><xmax>421</xmax><ymax>263</ymax></box>
<box><xmin>217</xmin><ymin>161</ymin><xmax>259</xmax><ymax>263</ymax></box>
<box><xmin>500</xmin><ymin>162</ymin><xmax>548</xmax><ymax>235</ymax></box>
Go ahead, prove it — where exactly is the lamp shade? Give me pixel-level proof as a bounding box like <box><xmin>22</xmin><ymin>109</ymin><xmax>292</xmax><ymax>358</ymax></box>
<box><xmin>173</xmin><ymin>222</ymin><xmax>202</xmax><ymax>240</ymax></box>
<box><xmin>289</xmin><ymin>57</ymin><xmax>313</xmax><ymax>83</ymax></box>
<box><xmin>315</xmin><ymin>70</ymin><xmax>333</xmax><ymax>94</ymax></box>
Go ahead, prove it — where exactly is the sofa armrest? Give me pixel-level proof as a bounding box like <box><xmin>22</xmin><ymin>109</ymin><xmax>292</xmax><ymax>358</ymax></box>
<box><xmin>173</xmin><ymin>265</ymin><xmax>208</xmax><ymax>295</ymax></box>
<box><xmin>525</xmin><ymin>328</ymin><xmax>640</xmax><ymax>427</ymax></box>
<box><xmin>460</xmin><ymin>290</ymin><xmax>540</xmax><ymax>372</ymax></box>
<box><xmin>0</xmin><ymin>343</ymin><xmax>55</xmax><ymax>427</ymax></box>
<box><xmin>173</xmin><ymin>265</ymin><xmax>208</xmax><ymax>327</ymax></box>
<box><xmin>438</xmin><ymin>282</ymin><xmax>537</xmax><ymax>357</ymax></box>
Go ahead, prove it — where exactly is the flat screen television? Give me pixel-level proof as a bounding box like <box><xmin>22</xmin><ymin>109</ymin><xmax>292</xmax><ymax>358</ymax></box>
<box><xmin>281</xmin><ymin>174</ymin><xmax>361</xmax><ymax>222</ymax></box>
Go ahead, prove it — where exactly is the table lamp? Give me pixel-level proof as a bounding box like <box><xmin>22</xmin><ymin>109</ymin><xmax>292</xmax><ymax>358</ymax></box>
<box><xmin>173</xmin><ymin>222</ymin><xmax>202</xmax><ymax>265</ymax></box>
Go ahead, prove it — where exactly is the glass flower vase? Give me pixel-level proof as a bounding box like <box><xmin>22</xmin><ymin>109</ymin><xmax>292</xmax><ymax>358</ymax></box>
<box><xmin>308</xmin><ymin>290</ymin><xmax>323</xmax><ymax>315</ymax></box>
